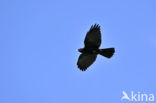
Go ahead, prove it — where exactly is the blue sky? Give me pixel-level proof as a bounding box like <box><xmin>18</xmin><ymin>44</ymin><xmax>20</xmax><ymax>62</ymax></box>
<box><xmin>0</xmin><ymin>0</ymin><xmax>156</xmax><ymax>103</ymax></box>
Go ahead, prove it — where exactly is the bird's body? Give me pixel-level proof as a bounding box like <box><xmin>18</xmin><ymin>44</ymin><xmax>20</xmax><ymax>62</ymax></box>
<box><xmin>78</xmin><ymin>48</ymin><xmax>99</xmax><ymax>54</ymax></box>
<box><xmin>77</xmin><ymin>24</ymin><xmax>115</xmax><ymax>71</ymax></box>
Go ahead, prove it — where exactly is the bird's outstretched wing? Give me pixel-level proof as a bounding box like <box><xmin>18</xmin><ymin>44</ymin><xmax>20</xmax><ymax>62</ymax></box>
<box><xmin>84</xmin><ymin>24</ymin><xmax>101</xmax><ymax>49</ymax></box>
<box><xmin>77</xmin><ymin>53</ymin><xmax>97</xmax><ymax>71</ymax></box>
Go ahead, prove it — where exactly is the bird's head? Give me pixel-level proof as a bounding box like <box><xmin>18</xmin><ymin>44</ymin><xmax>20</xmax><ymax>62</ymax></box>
<box><xmin>77</xmin><ymin>48</ymin><xmax>84</xmax><ymax>53</ymax></box>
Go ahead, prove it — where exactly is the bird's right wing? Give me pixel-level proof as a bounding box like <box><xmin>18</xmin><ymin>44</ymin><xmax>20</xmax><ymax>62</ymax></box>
<box><xmin>84</xmin><ymin>24</ymin><xmax>101</xmax><ymax>49</ymax></box>
<box><xmin>77</xmin><ymin>53</ymin><xmax>97</xmax><ymax>71</ymax></box>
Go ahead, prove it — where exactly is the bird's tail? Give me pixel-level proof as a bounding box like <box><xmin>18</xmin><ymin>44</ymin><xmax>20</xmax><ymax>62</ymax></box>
<box><xmin>99</xmin><ymin>48</ymin><xmax>115</xmax><ymax>58</ymax></box>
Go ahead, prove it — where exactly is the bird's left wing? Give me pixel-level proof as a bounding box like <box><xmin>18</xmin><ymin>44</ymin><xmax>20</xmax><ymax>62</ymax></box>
<box><xmin>77</xmin><ymin>53</ymin><xmax>97</xmax><ymax>71</ymax></box>
<box><xmin>84</xmin><ymin>24</ymin><xmax>101</xmax><ymax>49</ymax></box>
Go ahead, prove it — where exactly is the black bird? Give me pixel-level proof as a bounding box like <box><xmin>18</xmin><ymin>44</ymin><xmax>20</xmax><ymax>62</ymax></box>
<box><xmin>77</xmin><ymin>24</ymin><xmax>115</xmax><ymax>71</ymax></box>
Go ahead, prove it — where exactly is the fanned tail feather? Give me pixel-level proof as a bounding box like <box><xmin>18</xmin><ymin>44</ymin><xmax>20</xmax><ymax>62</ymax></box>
<box><xmin>99</xmin><ymin>48</ymin><xmax>115</xmax><ymax>58</ymax></box>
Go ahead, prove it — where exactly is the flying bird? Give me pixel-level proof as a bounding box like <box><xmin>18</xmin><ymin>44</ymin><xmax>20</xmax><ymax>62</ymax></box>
<box><xmin>77</xmin><ymin>24</ymin><xmax>115</xmax><ymax>71</ymax></box>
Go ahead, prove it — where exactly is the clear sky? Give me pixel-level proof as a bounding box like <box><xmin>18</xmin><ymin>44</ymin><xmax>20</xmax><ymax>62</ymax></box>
<box><xmin>0</xmin><ymin>0</ymin><xmax>156</xmax><ymax>103</ymax></box>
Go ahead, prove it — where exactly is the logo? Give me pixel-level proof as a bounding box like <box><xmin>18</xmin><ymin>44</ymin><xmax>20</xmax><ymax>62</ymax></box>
<box><xmin>121</xmin><ymin>91</ymin><xmax>155</xmax><ymax>102</ymax></box>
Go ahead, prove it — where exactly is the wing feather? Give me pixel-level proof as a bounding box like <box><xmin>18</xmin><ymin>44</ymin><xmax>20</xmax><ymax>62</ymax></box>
<box><xmin>84</xmin><ymin>24</ymin><xmax>101</xmax><ymax>49</ymax></box>
<box><xmin>77</xmin><ymin>53</ymin><xmax>97</xmax><ymax>71</ymax></box>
